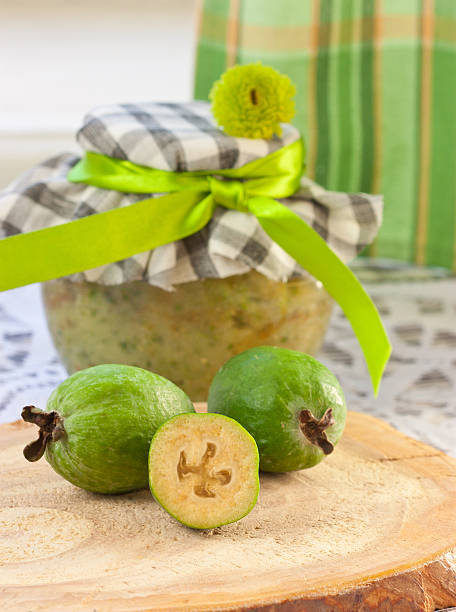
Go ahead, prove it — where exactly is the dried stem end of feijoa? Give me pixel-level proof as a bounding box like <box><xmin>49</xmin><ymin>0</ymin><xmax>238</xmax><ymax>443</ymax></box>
<box><xmin>299</xmin><ymin>407</ymin><xmax>335</xmax><ymax>455</ymax></box>
<box><xmin>148</xmin><ymin>413</ymin><xmax>259</xmax><ymax>530</ymax></box>
<box><xmin>21</xmin><ymin>405</ymin><xmax>65</xmax><ymax>462</ymax></box>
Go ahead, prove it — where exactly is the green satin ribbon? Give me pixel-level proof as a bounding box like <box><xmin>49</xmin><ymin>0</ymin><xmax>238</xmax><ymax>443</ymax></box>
<box><xmin>0</xmin><ymin>138</ymin><xmax>390</xmax><ymax>394</ymax></box>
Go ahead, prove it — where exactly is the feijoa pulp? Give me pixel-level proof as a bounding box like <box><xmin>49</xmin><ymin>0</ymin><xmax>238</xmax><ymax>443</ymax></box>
<box><xmin>148</xmin><ymin>412</ymin><xmax>260</xmax><ymax>529</ymax></box>
<box><xmin>207</xmin><ymin>346</ymin><xmax>346</xmax><ymax>472</ymax></box>
<box><xmin>22</xmin><ymin>364</ymin><xmax>195</xmax><ymax>493</ymax></box>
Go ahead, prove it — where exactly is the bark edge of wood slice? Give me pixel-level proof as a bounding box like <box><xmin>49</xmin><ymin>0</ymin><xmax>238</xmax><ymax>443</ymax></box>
<box><xmin>1</xmin><ymin>408</ymin><xmax>455</xmax><ymax>612</ymax></box>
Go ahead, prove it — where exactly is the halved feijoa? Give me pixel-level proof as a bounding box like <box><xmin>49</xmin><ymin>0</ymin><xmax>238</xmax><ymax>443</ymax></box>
<box><xmin>148</xmin><ymin>413</ymin><xmax>259</xmax><ymax>529</ymax></box>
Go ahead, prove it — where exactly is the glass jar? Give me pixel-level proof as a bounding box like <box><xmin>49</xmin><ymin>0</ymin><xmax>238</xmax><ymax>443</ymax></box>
<box><xmin>41</xmin><ymin>271</ymin><xmax>333</xmax><ymax>400</ymax></box>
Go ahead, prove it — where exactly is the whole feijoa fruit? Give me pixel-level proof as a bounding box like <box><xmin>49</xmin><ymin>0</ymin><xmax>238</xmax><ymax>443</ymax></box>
<box><xmin>22</xmin><ymin>364</ymin><xmax>195</xmax><ymax>494</ymax></box>
<box><xmin>207</xmin><ymin>346</ymin><xmax>346</xmax><ymax>472</ymax></box>
<box><xmin>148</xmin><ymin>412</ymin><xmax>259</xmax><ymax>529</ymax></box>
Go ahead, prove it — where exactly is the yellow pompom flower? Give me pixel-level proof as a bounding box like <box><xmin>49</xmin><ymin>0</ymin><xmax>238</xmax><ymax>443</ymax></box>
<box><xmin>210</xmin><ymin>63</ymin><xmax>296</xmax><ymax>140</ymax></box>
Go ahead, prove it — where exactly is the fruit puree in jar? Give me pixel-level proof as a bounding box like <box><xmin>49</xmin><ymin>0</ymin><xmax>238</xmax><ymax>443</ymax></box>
<box><xmin>41</xmin><ymin>270</ymin><xmax>333</xmax><ymax>400</ymax></box>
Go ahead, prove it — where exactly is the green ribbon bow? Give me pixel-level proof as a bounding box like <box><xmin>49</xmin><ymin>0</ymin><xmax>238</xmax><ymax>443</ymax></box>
<box><xmin>0</xmin><ymin>138</ymin><xmax>390</xmax><ymax>394</ymax></box>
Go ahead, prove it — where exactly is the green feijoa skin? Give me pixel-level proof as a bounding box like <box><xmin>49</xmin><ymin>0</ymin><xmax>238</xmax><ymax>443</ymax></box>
<box><xmin>21</xmin><ymin>364</ymin><xmax>195</xmax><ymax>494</ymax></box>
<box><xmin>148</xmin><ymin>413</ymin><xmax>260</xmax><ymax>530</ymax></box>
<box><xmin>207</xmin><ymin>346</ymin><xmax>347</xmax><ymax>473</ymax></box>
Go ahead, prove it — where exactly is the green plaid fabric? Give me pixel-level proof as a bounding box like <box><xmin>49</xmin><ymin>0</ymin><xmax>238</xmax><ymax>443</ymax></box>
<box><xmin>195</xmin><ymin>0</ymin><xmax>456</xmax><ymax>270</ymax></box>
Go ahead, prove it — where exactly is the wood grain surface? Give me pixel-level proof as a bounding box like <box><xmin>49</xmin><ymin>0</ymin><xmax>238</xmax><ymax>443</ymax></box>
<box><xmin>1</xmin><ymin>408</ymin><xmax>456</xmax><ymax>611</ymax></box>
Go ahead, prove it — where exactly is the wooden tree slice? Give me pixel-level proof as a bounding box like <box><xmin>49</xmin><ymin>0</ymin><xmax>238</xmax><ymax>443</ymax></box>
<box><xmin>1</xmin><ymin>408</ymin><xmax>455</xmax><ymax>611</ymax></box>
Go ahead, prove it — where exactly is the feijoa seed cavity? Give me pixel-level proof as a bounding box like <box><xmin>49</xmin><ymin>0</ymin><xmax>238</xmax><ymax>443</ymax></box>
<box><xmin>148</xmin><ymin>413</ymin><xmax>260</xmax><ymax>529</ymax></box>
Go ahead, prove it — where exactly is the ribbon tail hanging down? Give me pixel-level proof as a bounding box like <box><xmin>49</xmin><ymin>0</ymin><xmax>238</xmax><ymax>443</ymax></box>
<box><xmin>248</xmin><ymin>196</ymin><xmax>391</xmax><ymax>396</ymax></box>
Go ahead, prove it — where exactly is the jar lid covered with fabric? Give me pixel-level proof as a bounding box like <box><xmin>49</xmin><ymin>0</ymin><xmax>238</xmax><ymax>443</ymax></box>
<box><xmin>0</xmin><ymin>67</ymin><xmax>390</xmax><ymax>399</ymax></box>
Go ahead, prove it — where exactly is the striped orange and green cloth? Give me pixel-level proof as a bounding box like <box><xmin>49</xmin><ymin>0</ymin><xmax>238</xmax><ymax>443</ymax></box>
<box><xmin>194</xmin><ymin>0</ymin><xmax>456</xmax><ymax>270</ymax></box>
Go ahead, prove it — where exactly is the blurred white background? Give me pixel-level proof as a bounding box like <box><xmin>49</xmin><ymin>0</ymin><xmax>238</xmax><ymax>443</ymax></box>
<box><xmin>0</xmin><ymin>0</ymin><xmax>198</xmax><ymax>188</ymax></box>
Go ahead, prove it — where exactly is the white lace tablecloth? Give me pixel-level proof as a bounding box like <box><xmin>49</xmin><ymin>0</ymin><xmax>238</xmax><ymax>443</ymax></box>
<box><xmin>1</xmin><ymin>273</ymin><xmax>455</xmax><ymax>458</ymax></box>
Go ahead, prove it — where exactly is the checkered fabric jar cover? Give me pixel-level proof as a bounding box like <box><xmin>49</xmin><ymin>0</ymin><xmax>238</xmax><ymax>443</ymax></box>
<box><xmin>0</xmin><ymin>101</ymin><xmax>383</xmax><ymax>290</ymax></box>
